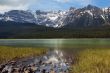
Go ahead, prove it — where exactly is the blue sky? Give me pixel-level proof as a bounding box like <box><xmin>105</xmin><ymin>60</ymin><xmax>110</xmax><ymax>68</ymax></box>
<box><xmin>30</xmin><ymin>0</ymin><xmax>110</xmax><ymax>10</ymax></box>
<box><xmin>0</xmin><ymin>0</ymin><xmax>110</xmax><ymax>13</ymax></box>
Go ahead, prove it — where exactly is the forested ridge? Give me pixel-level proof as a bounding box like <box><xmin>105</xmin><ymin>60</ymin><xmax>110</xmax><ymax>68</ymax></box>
<box><xmin>0</xmin><ymin>21</ymin><xmax>110</xmax><ymax>38</ymax></box>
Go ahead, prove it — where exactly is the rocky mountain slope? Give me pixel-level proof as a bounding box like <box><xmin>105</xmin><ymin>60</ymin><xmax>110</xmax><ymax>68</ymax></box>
<box><xmin>65</xmin><ymin>5</ymin><xmax>110</xmax><ymax>27</ymax></box>
<box><xmin>0</xmin><ymin>5</ymin><xmax>110</xmax><ymax>28</ymax></box>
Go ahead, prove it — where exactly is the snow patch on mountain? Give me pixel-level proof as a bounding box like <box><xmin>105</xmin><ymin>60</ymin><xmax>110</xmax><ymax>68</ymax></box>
<box><xmin>5</xmin><ymin>16</ymin><xmax>14</xmax><ymax>21</ymax></box>
<box><xmin>0</xmin><ymin>5</ymin><xmax>110</xmax><ymax>28</ymax></box>
<box><xmin>85</xmin><ymin>10</ymin><xmax>93</xmax><ymax>16</ymax></box>
<box><xmin>35</xmin><ymin>10</ymin><xmax>67</xmax><ymax>27</ymax></box>
<box><xmin>101</xmin><ymin>15</ymin><xmax>106</xmax><ymax>20</ymax></box>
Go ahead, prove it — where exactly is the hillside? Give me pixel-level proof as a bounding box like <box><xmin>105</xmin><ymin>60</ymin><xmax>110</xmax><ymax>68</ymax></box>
<box><xmin>0</xmin><ymin>21</ymin><xmax>110</xmax><ymax>38</ymax></box>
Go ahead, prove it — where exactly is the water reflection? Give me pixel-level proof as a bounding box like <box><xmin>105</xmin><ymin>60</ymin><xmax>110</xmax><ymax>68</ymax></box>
<box><xmin>0</xmin><ymin>39</ymin><xmax>110</xmax><ymax>48</ymax></box>
<box><xmin>0</xmin><ymin>39</ymin><xmax>64</xmax><ymax>48</ymax></box>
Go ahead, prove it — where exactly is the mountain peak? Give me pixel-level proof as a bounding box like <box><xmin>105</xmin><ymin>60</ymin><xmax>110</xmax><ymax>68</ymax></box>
<box><xmin>69</xmin><ymin>7</ymin><xmax>76</xmax><ymax>10</ymax></box>
<box><xmin>85</xmin><ymin>4</ymin><xmax>99</xmax><ymax>10</ymax></box>
<box><xmin>0</xmin><ymin>5</ymin><xmax>110</xmax><ymax>28</ymax></box>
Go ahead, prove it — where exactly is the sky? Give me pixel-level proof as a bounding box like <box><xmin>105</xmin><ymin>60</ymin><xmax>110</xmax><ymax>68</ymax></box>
<box><xmin>0</xmin><ymin>0</ymin><xmax>110</xmax><ymax>13</ymax></box>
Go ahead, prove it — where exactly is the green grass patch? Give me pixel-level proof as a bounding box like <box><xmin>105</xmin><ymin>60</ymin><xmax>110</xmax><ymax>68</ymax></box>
<box><xmin>0</xmin><ymin>46</ymin><xmax>46</xmax><ymax>64</ymax></box>
<box><xmin>70</xmin><ymin>48</ymin><xmax>110</xmax><ymax>73</ymax></box>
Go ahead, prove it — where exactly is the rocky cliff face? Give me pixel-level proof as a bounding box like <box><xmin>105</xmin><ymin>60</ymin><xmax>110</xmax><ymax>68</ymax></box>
<box><xmin>0</xmin><ymin>5</ymin><xmax>110</xmax><ymax>28</ymax></box>
<box><xmin>35</xmin><ymin>10</ymin><xmax>67</xmax><ymax>27</ymax></box>
<box><xmin>64</xmin><ymin>5</ymin><xmax>110</xmax><ymax>27</ymax></box>
<box><xmin>0</xmin><ymin>10</ymin><xmax>36</xmax><ymax>23</ymax></box>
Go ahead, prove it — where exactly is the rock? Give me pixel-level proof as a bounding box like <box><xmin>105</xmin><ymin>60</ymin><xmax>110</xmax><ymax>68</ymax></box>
<box><xmin>0</xmin><ymin>49</ymin><xmax>70</xmax><ymax>73</ymax></box>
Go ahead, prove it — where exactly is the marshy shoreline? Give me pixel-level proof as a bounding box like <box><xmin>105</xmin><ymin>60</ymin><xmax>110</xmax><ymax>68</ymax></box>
<box><xmin>0</xmin><ymin>46</ymin><xmax>47</xmax><ymax>64</ymax></box>
<box><xmin>1</xmin><ymin>46</ymin><xmax>110</xmax><ymax>73</ymax></box>
<box><xmin>0</xmin><ymin>47</ymin><xmax>71</xmax><ymax>73</ymax></box>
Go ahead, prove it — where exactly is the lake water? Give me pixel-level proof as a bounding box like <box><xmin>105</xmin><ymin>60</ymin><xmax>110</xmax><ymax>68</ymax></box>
<box><xmin>0</xmin><ymin>39</ymin><xmax>110</xmax><ymax>48</ymax></box>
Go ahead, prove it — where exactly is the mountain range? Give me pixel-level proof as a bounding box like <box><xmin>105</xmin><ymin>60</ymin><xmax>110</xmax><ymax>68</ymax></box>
<box><xmin>1</xmin><ymin>5</ymin><xmax>110</xmax><ymax>38</ymax></box>
<box><xmin>0</xmin><ymin>5</ymin><xmax>110</xmax><ymax>28</ymax></box>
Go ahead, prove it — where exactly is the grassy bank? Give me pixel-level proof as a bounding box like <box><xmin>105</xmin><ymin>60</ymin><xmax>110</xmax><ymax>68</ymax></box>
<box><xmin>67</xmin><ymin>48</ymin><xmax>110</xmax><ymax>73</ymax></box>
<box><xmin>0</xmin><ymin>46</ymin><xmax>46</xmax><ymax>64</ymax></box>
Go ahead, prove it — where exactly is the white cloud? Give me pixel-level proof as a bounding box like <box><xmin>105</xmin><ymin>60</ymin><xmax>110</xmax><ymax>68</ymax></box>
<box><xmin>0</xmin><ymin>5</ymin><xmax>28</xmax><ymax>13</ymax></box>
<box><xmin>0</xmin><ymin>0</ymin><xmax>38</xmax><ymax>13</ymax></box>
<box><xmin>0</xmin><ymin>0</ymin><xmax>93</xmax><ymax>13</ymax></box>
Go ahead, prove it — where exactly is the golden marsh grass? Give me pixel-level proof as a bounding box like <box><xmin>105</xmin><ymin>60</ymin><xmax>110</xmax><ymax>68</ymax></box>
<box><xmin>71</xmin><ymin>48</ymin><xmax>110</xmax><ymax>73</ymax></box>
<box><xmin>0</xmin><ymin>46</ymin><xmax>46</xmax><ymax>64</ymax></box>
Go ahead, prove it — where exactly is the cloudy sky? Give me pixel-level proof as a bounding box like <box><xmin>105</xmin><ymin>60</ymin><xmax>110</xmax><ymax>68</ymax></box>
<box><xmin>0</xmin><ymin>0</ymin><xmax>110</xmax><ymax>13</ymax></box>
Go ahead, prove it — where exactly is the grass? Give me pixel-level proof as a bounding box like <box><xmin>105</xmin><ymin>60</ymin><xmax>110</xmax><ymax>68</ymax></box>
<box><xmin>69</xmin><ymin>48</ymin><xmax>110</xmax><ymax>73</ymax></box>
<box><xmin>1</xmin><ymin>46</ymin><xmax>110</xmax><ymax>73</ymax></box>
<box><xmin>0</xmin><ymin>46</ymin><xmax>47</xmax><ymax>64</ymax></box>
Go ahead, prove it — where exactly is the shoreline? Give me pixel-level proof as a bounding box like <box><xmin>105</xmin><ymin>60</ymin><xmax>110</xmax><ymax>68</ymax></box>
<box><xmin>0</xmin><ymin>46</ymin><xmax>47</xmax><ymax>64</ymax></box>
<box><xmin>0</xmin><ymin>49</ymin><xmax>71</xmax><ymax>73</ymax></box>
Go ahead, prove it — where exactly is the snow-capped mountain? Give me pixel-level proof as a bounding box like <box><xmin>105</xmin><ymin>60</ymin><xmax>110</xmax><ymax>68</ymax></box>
<box><xmin>64</xmin><ymin>5</ymin><xmax>110</xmax><ymax>27</ymax></box>
<box><xmin>0</xmin><ymin>10</ymin><xmax>36</xmax><ymax>23</ymax></box>
<box><xmin>0</xmin><ymin>5</ymin><xmax>110</xmax><ymax>28</ymax></box>
<box><xmin>35</xmin><ymin>10</ymin><xmax>68</xmax><ymax>27</ymax></box>
<box><xmin>0</xmin><ymin>10</ymin><xmax>67</xmax><ymax>28</ymax></box>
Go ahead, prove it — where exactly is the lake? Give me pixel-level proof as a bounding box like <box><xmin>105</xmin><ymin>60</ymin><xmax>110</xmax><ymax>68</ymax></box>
<box><xmin>0</xmin><ymin>39</ymin><xmax>110</xmax><ymax>48</ymax></box>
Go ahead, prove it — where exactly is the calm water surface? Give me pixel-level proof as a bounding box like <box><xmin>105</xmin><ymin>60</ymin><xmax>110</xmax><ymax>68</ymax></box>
<box><xmin>0</xmin><ymin>39</ymin><xmax>110</xmax><ymax>48</ymax></box>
